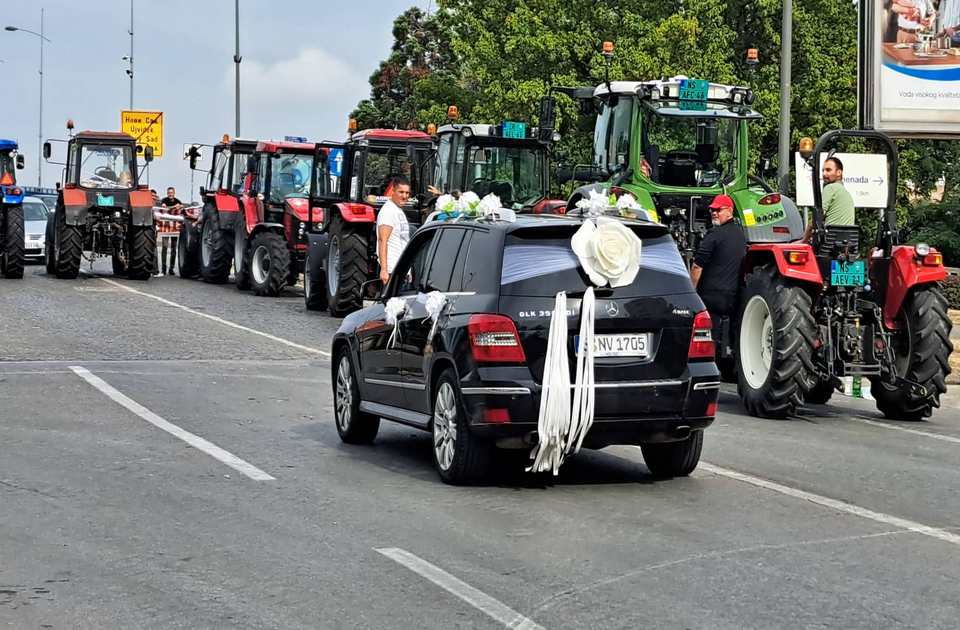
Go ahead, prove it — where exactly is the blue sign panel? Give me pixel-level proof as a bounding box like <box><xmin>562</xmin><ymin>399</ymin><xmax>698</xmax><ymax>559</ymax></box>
<box><xmin>328</xmin><ymin>148</ymin><xmax>344</xmax><ymax>177</ymax></box>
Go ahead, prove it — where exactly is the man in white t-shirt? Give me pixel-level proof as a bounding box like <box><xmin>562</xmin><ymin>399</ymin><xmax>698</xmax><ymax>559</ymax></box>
<box><xmin>892</xmin><ymin>0</ymin><xmax>936</xmax><ymax>43</ymax></box>
<box><xmin>377</xmin><ymin>176</ymin><xmax>411</xmax><ymax>285</ymax></box>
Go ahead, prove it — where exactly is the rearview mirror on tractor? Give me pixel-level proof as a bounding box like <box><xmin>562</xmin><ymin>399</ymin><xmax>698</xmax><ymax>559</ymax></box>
<box><xmin>43</xmin><ymin>142</ymin><xmax>51</xmax><ymax>160</ymax></box>
<box><xmin>555</xmin><ymin>165</ymin><xmax>573</xmax><ymax>184</ymax></box>
<box><xmin>143</xmin><ymin>146</ymin><xmax>155</xmax><ymax>163</ymax></box>
<box><xmin>15</xmin><ymin>154</ymin><xmax>24</xmax><ymax>169</ymax></box>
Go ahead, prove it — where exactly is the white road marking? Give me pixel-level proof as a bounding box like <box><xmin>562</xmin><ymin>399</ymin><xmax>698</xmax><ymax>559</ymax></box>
<box><xmin>95</xmin><ymin>277</ymin><xmax>330</xmax><ymax>357</ymax></box>
<box><xmin>70</xmin><ymin>366</ymin><xmax>275</xmax><ymax>481</ymax></box>
<box><xmin>850</xmin><ymin>417</ymin><xmax>960</xmax><ymax>445</ymax></box>
<box><xmin>376</xmin><ymin>547</ymin><xmax>544</xmax><ymax>630</ymax></box>
<box><xmin>697</xmin><ymin>461</ymin><xmax>960</xmax><ymax>546</ymax></box>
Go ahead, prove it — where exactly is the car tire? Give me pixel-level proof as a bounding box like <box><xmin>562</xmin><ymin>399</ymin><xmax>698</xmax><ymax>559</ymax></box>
<box><xmin>432</xmin><ymin>369</ymin><xmax>491</xmax><ymax>485</ymax></box>
<box><xmin>641</xmin><ymin>431</ymin><xmax>704</xmax><ymax>478</ymax></box>
<box><xmin>304</xmin><ymin>249</ymin><xmax>328</xmax><ymax>311</ymax></box>
<box><xmin>333</xmin><ymin>349</ymin><xmax>379</xmax><ymax>444</ymax></box>
<box><xmin>200</xmin><ymin>209</ymin><xmax>233</xmax><ymax>284</ymax></box>
<box><xmin>736</xmin><ymin>266</ymin><xmax>816</xmax><ymax>418</ymax></box>
<box><xmin>234</xmin><ymin>212</ymin><xmax>251</xmax><ymax>290</ymax></box>
<box><xmin>804</xmin><ymin>378</ymin><xmax>835</xmax><ymax>405</ymax></box>
<box><xmin>325</xmin><ymin>214</ymin><xmax>368</xmax><ymax>317</ymax></box>
<box><xmin>179</xmin><ymin>220</ymin><xmax>201</xmax><ymax>279</ymax></box>
<box><xmin>249</xmin><ymin>231</ymin><xmax>290</xmax><ymax>297</ymax></box>
<box><xmin>55</xmin><ymin>211</ymin><xmax>83</xmax><ymax>280</ymax></box>
<box><xmin>127</xmin><ymin>225</ymin><xmax>156</xmax><ymax>281</ymax></box>
<box><xmin>1</xmin><ymin>203</ymin><xmax>24</xmax><ymax>279</ymax></box>
<box><xmin>871</xmin><ymin>287</ymin><xmax>952</xmax><ymax>420</ymax></box>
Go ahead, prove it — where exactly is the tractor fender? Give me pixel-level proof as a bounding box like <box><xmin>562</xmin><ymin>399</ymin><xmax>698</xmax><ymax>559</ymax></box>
<box><xmin>331</xmin><ymin>202</ymin><xmax>375</xmax><ymax>223</ymax></box>
<box><xmin>883</xmin><ymin>245</ymin><xmax>947</xmax><ymax>329</ymax></box>
<box><xmin>307</xmin><ymin>231</ymin><xmax>330</xmax><ymax>275</ymax></box>
<box><xmin>249</xmin><ymin>222</ymin><xmax>285</xmax><ymax>241</ymax></box>
<box><xmin>129</xmin><ymin>190</ymin><xmax>154</xmax><ymax>227</ymax></box>
<box><xmin>205</xmin><ymin>202</ymin><xmax>236</xmax><ymax>231</ymax></box>
<box><xmin>213</xmin><ymin>192</ymin><xmax>240</xmax><ymax>213</ymax></box>
<box><xmin>62</xmin><ymin>188</ymin><xmax>90</xmax><ymax>226</ymax></box>
<box><xmin>743</xmin><ymin>243</ymin><xmax>823</xmax><ymax>288</ymax></box>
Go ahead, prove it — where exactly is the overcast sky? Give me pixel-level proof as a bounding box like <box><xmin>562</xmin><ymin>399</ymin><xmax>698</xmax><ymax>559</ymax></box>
<box><xmin>1</xmin><ymin>0</ymin><xmax>427</xmax><ymax>199</ymax></box>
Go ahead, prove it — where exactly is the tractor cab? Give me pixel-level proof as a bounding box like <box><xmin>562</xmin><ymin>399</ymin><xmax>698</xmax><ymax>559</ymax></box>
<box><xmin>198</xmin><ymin>137</ymin><xmax>258</xmax><ymax>208</ymax></box>
<box><xmin>433</xmin><ymin>121</ymin><xmax>558</xmax><ymax>213</ymax></box>
<box><xmin>564</xmin><ymin>77</ymin><xmax>803</xmax><ymax>263</ymax></box>
<box><xmin>0</xmin><ymin>139</ymin><xmax>25</xmax><ymax>192</ymax></box>
<box><xmin>60</xmin><ymin>132</ymin><xmax>144</xmax><ymax>192</ymax></box>
<box><xmin>0</xmin><ymin>139</ymin><xmax>26</xmax><ymax>279</ymax></box>
<box><xmin>241</xmin><ymin>140</ymin><xmax>316</xmax><ymax>235</ymax></box>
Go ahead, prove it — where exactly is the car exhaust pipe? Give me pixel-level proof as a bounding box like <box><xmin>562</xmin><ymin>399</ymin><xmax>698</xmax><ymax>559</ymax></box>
<box><xmin>673</xmin><ymin>425</ymin><xmax>691</xmax><ymax>440</ymax></box>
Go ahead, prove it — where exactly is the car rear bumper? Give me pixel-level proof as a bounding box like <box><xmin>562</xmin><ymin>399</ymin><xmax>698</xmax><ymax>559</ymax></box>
<box><xmin>459</xmin><ymin>362</ymin><xmax>720</xmax><ymax>445</ymax></box>
<box><xmin>24</xmin><ymin>243</ymin><xmax>44</xmax><ymax>259</ymax></box>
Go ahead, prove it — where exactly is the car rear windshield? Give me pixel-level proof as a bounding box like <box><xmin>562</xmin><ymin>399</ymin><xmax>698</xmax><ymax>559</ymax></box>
<box><xmin>500</xmin><ymin>225</ymin><xmax>693</xmax><ymax>297</ymax></box>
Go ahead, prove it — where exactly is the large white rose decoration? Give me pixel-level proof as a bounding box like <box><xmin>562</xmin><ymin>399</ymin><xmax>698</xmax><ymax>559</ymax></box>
<box><xmin>571</xmin><ymin>216</ymin><xmax>642</xmax><ymax>288</ymax></box>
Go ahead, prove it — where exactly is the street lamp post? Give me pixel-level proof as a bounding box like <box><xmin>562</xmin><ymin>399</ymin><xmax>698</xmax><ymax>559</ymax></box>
<box><xmin>777</xmin><ymin>0</ymin><xmax>793</xmax><ymax>194</ymax></box>
<box><xmin>234</xmin><ymin>0</ymin><xmax>241</xmax><ymax>137</ymax></box>
<box><xmin>5</xmin><ymin>9</ymin><xmax>50</xmax><ymax>187</ymax></box>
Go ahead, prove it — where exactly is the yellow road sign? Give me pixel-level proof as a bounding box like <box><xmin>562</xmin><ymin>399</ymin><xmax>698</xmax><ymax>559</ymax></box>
<box><xmin>121</xmin><ymin>110</ymin><xmax>164</xmax><ymax>158</ymax></box>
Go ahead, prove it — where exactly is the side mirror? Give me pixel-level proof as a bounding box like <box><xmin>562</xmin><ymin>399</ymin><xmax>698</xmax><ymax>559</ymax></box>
<box><xmin>143</xmin><ymin>146</ymin><xmax>155</xmax><ymax>163</ymax></box>
<box><xmin>361</xmin><ymin>278</ymin><xmax>384</xmax><ymax>300</ymax></box>
<box><xmin>187</xmin><ymin>145</ymin><xmax>201</xmax><ymax>170</ymax></box>
<box><xmin>43</xmin><ymin>142</ymin><xmax>52</xmax><ymax>160</ymax></box>
<box><xmin>15</xmin><ymin>154</ymin><xmax>25</xmax><ymax>169</ymax></box>
<box><xmin>572</xmin><ymin>165</ymin><xmax>606</xmax><ymax>183</ymax></box>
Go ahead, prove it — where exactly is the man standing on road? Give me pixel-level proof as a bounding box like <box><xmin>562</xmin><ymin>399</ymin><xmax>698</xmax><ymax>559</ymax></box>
<box><xmin>803</xmin><ymin>156</ymin><xmax>855</xmax><ymax>242</ymax></box>
<box><xmin>690</xmin><ymin>194</ymin><xmax>747</xmax><ymax>319</ymax></box>
<box><xmin>158</xmin><ymin>187</ymin><xmax>183</xmax><ymax>277</ymax></box>
<box><xmin>377</xmin><ymin>176</ymin><xmax>411</xmax><ymax>286</ymax></box>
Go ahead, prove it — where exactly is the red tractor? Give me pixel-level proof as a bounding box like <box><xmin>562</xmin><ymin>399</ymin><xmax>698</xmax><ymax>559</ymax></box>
<box><xmin>729</xmin><ymin>129</ymin><xmax>952</xmax><ymax>419</ymax></box>
<box><xmin>233</xmin><ymin>140</ymin><xmax>323</xmax><ymax>296</ymax></box>
<box><xmin>179</xmin><ymin>136</ymin><xmax>258</xmax><ymax>282</ymax></box>
<box><xmin>303</xmin><ymin>129</ymin><xmax>436</xmax><ymax>315</ymax></box>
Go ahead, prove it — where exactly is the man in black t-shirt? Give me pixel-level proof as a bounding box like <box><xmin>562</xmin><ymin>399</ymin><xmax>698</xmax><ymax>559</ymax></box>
<box><xmin>690</xmin><ymin>194</ymin><xmax>747</xmax><ymax>317</ymax></box>
<box><xmin>158</xmin><ymin>187</ymin><xmax>182</xmax><ymax>276</ymax></box>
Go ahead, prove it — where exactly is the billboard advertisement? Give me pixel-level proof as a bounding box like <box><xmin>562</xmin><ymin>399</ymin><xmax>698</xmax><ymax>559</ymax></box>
<box><xmin>860</xmin><ymin>0</ymin><xmax>960</xmax><ymax>136</ymax></box>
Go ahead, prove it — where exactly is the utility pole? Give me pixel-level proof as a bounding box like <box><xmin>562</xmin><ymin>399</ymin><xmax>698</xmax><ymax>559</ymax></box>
<box><xmin>38</xmin><ymin>8</ymin><xmax>44</xmax><ymax>187</ymax></box>
<box><xmin>128</xmin><ymin>0</ymin><xmax>134</xmax><ymax>109</ymax></box>
<box><xmin>777</xmin><ymin>0</ymin><xmax>793</xmax><ymax>193</ymax></box>
<box><xmin>234</xmin><ymin>0</ymin><xmax>241</xmax><ymax>137</ymax></box>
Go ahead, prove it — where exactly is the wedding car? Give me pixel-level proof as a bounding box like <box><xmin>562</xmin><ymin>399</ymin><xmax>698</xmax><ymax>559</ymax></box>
<box><xmin>329</xmin><ymin>212</ymin><xmax>719</xmax><ymax>484</ymax></box>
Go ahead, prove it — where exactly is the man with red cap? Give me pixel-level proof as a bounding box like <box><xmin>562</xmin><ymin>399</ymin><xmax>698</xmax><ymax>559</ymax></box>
<box><xmin>690</xmin><ymin>194</ymin><xmax>747</xmax><ymax>319</ymax></box>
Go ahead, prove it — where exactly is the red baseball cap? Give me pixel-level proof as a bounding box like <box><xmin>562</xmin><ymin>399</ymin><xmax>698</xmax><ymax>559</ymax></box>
<box><xmin>709</xmin><ymin>194</ymin><xmax>734</xmax><ymax>210</ymax></box>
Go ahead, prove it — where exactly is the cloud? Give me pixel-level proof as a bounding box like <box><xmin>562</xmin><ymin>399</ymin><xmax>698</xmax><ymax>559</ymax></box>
<box><xmin>235</xmin><ymin>48</ymin><xmax>368</xmax><ymax>108</ymax></box>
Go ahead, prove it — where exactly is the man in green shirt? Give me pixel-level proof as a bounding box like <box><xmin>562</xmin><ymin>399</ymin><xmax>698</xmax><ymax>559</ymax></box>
<box><xmin>804</xmin><ymin>156</ymin><xmax>855</xmax><ymax>242</ymax></box>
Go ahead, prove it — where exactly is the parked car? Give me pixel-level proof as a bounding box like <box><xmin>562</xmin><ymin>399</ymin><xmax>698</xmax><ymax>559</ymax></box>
<box><xmin>22</xmin><ymin>196</ymin><xmax>50</xmax><ymax>262</ymax></box>
<box><xmin>330</xmin><ymin>213</ymin><xmax>720</xmax><ymax>484</ymax></box>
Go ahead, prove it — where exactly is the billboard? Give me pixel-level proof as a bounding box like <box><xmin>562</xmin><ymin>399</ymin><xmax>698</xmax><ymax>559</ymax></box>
<box><xmin>795</xmin><ymin>152</ymin><xmax>890</xmax><ymax>208</ymax></box>
<box><xmin>859</xmin><ymin>0</ymin><xmax>960</xmax><ymax>136</ymax></box>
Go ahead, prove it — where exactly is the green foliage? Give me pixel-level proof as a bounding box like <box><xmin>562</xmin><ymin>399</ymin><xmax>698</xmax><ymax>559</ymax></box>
<box><xmin>902</xmin><ymin>194</ymin><xmax>960</xmax><ymax>267</ymax></box>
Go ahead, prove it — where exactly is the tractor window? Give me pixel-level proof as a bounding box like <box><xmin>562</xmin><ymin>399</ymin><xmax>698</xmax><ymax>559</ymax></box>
<box><xmin>313</xmin><ymin>149</ymin><xmax>343</xmax><ymax>198</ymax></box>
<box><xmin>269</xmin><ymin>153</ymin><xmax>313</xmax><ymax>203</ymax></box>
<box><xmin>642</xmin><ymin>110</ymin><xmax>739</xmax><ymax>187</ymax></box>
<box><xmin>78</xmin><ymin>144</ymin><xmax>135</xmax><ymax>190</ymax></box>
<box><xmin>361</xmin><ymin>145</ymin><xmax>429</xmax><ymax>202</ymax></box>
<box><xmin>210</xmin><ymin>148</ymin><xmax>230</xmax><ymax>190</ymax></box>
<box><xmin>464</xmin><ymin>144</ymin><xmax>545</xmax><ymax>208</ymax></box>
<box><xmin>230</xmin><ymin>152</ymin><xmax>250</xmax><ymax>193</ymax></box>
<box><xmin>593</xmin><ymin>97</ymin><xmax>634</xmax><ymax>175</ymax></box>
<box><xmin>434</xmin><ymin>135</ymin><xmax>452</xmax><ymax>193</ymax></box>
<box><xmin>0</xmin><ymin>152</ymin><xmax>14</xmax><ymax>182</ymax></box>
<box><xmin>254</xmin><ymin>155</ymin><xmax>268</xmax><ymax>194</ymax></box>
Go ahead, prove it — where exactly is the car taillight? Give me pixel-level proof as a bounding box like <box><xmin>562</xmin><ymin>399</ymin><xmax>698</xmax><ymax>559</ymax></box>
<box><xmin>483</xmin><ymin>408</ymin><xmax>511</xmax><ymax>423</ymax></box>
<box><xmin>688</xmin><ymin>310</ymin><xmax>714</xmax><ymax>359</ymax></box>
<box><xmin>705</xmin><ymin>401</ymin><xmax>717</xmax><ymax>417</ymax></box>
<box><xmin>785</xmin><ymin>250</ymin><xmax>808</xmax><ymax>265</ymax></box>
<box><xmin>468</xmin><ymin>314</ymin><xmax>526</xmax><ymax>363</ymax></box>
<box><xmin>759</xmin><ymin>193</ymin><xmax>781</xmax><ymax>205</ymax></box>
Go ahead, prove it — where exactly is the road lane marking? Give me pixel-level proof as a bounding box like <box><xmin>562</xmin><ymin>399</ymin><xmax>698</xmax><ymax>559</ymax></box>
<box><xmin>850</xmin><ymin>417</ymin><xmax>960</xmax><ymax>445</ymax></box>
<box><xmin>376</xmin><ymin>547</ymin><xmax>543</xmax><ymax>630</ymax></box>
<box><xmin>697</xmin><ymin>461</ymin><xmax>960</xmax><ymax>546</ymax></box>
<box><xmin>70</xmin><ymin>366</ymin><xmax>275</xmax><ymax>481</ymax></box>
<box><xmin>94</xmin><ymin>277</ymin><xmax>330</xmax><ymax>357</ymax></box>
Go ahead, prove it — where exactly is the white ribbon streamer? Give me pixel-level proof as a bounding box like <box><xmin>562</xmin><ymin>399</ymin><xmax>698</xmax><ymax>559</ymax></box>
<box><xmin>385</xmin><ymin>297</ymin><xmax>407</xmax><ymax>349</ymax></box>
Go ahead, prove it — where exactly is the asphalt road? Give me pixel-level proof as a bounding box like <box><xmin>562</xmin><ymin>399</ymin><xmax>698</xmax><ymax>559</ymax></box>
<box><xmin>2</xmin><ymin>261</ymin><xmax>960</xmax><ymax>629</ymax></box>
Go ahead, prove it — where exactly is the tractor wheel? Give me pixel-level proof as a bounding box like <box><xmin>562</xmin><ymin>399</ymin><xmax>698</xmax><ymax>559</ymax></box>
<box><xmin>127</xmin><ymin>225</ymin><xmax>156</xmax><ymax>281</ymax></box>
<box><xmin>178</xmin><ymin>220</ymin><xmax>201</xmax><ymax>279</ymax></box>
<box><xmin>200</xmin><ymin>210</ymin><xmax>233</xmax><ymax>284</ymax></box>
<box><xmin>44</xmin><ymin>216</ymin><xmax>56</xmax><ymax>275</ymax></box>
<box><xmin>325</xmin><ymin>214</ymin><xmax>368</xmax><ymax>317</ymax></box>
<box><xmin>736</xmin><ymin>266</ymin><xmax>817</xmax><ymax>418</ymax></box>
<box><xmin>871</xmin><ymin>287</ymin><xmax>952</xmax><ymax>420</ymax></box>
<box><xmin>55</xmin><ymin>211</ymin><xmax>83</xmax><ymax>280</ymax></box>
<box><xmin>804</xmin><ymin>378</ymin><xmax>836</xmax><ymax>405</ymax></box>
<box><xmin>304</xmin><ymin>249</ymin><xmax>328</xmax><ymax>311</ymax></box>
<box><xmin>1</xmin><ymin>204</ymin><xmax>25</xmax><ymax>279</ymax></box>
<box><xmin>234</xmin><ymin>213</ymin><xmax>251</xmax><ymax>290</ymax></box>
<box><xmin>249</xmin><ymin>231</ymin><xmax>290</xmax><ymax>297</ymax></box>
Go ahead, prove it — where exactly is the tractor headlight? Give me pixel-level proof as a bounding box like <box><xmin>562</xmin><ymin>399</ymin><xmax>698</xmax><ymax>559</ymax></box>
<box><xmin>915</xmin><ymin>242</ymin><xmax>930</xmax><ymax>256</ymax></box>
<box><xmin>298</xmin><ymin>221</ymin><xmax>306</xmax><ymax>237</ymax></box>
<box><xmin>649</xmin><ymin>87</ymin><xmax>660</xmax><ymax>101</ymax></box>
<box><xmin>461</xmin><ymin>126</ymin><xmax>474</xmax><ymax>138</ymax></box>
<box><xmin>732</xmin><ymin>91</ymin><xmax>744</xmax><ymax>104</ymax></box>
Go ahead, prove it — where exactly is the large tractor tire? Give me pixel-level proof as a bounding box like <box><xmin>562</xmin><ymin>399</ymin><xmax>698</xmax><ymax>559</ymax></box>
<box><xmin>871</xmin><ymin>287</ymin><xmax>952</xmax><ymax>420</ymax></box>
<box><xmin>304</xmin><ymin>249</ymin><xmax>328</xmax><ymax>311</ymax></box>
<box><xmin>127</xmin><ymin>225</ymin><xmax>156</xmax><ymax>281</ymax></box>
<box><xmin>1</xmin><ymin>204</ymin><xmax>25</xmax><ymax>279</ymax></box>
<box><xmin>200</xmin><ymin>210</ymin><xmax>233</xmax><ymax>284</ymax></box>
<box><xmin>248</xmin><ymin>231</ymin><xmax>290</xmax><ymax>297</ymax></box>
<box><xmin>55</xmin><ymin>212</ymin><xmax>83</xmax><ymax>280</ymax></box>
<box><xmin>736</xmin><ymin>266</ymin><xmax>817</xmax><ymax>418</ymax></box>
<box><xmin>234</xmin><ymin>213</ymin><xmax>251</xmax><ymax>290</ymax></box>
<box><xmin>325</xmin><ymin>214</ymin><xmax>368</xmax><ymax>317</ymax></box>
<box><xmin>178</xmin><ymin>220</ymin><xmax>201</xmax><ymax>279</ymax></box>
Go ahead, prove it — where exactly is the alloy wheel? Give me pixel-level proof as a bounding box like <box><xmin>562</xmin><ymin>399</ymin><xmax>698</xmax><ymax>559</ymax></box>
<box><xmin>252</xmin><ymin>245</ymin><xmax>270</xmax><ymax>285</ymax></box>
<box><xmin>335</xmin><ymin>356</ymin><xmax>353</xmax><ymax>432</ymax></box>
<box><xmin>433</xmin><ymin>383</ymin><xmax>458</xmax><ymax>471</ymax></box>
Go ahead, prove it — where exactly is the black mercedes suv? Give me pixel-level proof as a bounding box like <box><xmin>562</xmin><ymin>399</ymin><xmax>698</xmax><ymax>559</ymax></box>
<box><xmin>330</xmin><ymin>214</ymin><xmax>719</xmax><ymax>484</ymax></box>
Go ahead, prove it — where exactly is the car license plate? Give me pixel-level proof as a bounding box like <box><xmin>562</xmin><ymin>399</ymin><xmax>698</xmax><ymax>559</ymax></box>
<box><xmin>97</xmin><ymin>194</ymin><xmax>115</xmax><ymax>207</ymax></box>
<box><xmin>830</xmin><ymin>260</ymin><xmax>865</xmax><ymax>287</ymax></box>
<box><xmin>576</xmin><ymin>333</ymin><xmax>649</xmax><ymax>358</ymax></box>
